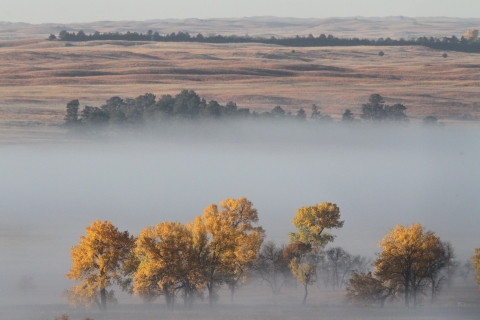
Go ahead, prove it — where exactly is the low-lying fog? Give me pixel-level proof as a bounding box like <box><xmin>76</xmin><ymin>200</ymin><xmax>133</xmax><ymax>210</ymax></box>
<box><xmin>1</xmin><ymin>121</ymin><xmax>479</xmax><ymax>307</ymax></box>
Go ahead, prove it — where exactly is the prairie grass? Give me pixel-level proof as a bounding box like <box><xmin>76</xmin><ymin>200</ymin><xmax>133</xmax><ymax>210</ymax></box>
<box><xmin>1</xmin><ymin>39</ymin><xmax>480</xmax><ymax>142</ymax></box>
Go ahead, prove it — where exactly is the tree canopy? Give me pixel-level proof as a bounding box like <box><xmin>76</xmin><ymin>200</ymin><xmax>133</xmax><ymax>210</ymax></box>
<box><xmin>288</xmin><ymin>202</ymin><xmax>344</xmax><ymax>305</ymax></box>
<box><xmin>64</xmin><ymin>220</ymin><xmax>135</xmax><ymax>311</ymax></box>
<box><xmin>373</xmin><ymin>223</ymin><xmax>447</xmax><ymax>308</ymax></box>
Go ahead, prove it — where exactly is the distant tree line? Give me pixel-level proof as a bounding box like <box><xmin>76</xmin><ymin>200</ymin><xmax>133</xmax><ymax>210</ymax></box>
<box><xmin>64</xmin><ymin>90</ymin><xmax>422</xmax><ymax>135</ymax></box>
<box><xmin>50</xmin><ymin>29</ymin><xmax>480</xmax><ymax>53</ymax></box>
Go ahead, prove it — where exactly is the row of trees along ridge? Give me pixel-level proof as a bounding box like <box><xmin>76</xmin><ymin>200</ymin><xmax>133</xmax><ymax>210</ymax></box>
<box><xmin>50</xmin><ymin>29</ymin><xmax>480</xmax><ymax>53</ymax></box>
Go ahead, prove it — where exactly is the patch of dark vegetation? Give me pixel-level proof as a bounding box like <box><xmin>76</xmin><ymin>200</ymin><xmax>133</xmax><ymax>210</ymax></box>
<box><xmin>52</xmin><ymin>30</ymin><xmax>480</xmax><ymax>54</ymax></box>
<box><xmin>282</xmin><ymin>64</ymin><xmax>349</xmax><ymax>72</ymax></box>
<box><xmin>62</xmin><ymin>91</ymin><xmax>411</xmax><ymax>137</ymax></box>
<box><xmin>54</xmin><ymin>71</ymin><xmax>116</xmax><ymax>77</ymax></box>
<box><xmin>455</xmin><ymin>64</ymin><xmax>480</xmax><ymax>68</ymax></box>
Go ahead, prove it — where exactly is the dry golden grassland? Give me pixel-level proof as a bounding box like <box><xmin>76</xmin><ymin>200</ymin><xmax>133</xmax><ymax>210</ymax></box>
<box><xmin>1</xmin><ymin>38</ymin><xmax>480</xmax><ymax>141</ymax></box>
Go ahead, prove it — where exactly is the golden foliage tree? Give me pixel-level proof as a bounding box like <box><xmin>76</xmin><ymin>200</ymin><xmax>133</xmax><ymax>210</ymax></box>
<box><xmin>374</xmin><ymin>223</ymin><xmax>445</xmax><ymax>308</ymax></box>
<box><xmin>288</xmin><ymin>202</ymin><xmax>344</xmax><ymax>305</ymax></box>
<box><xmin>64</xmin><ymin>220</ymin><xmax>135</xmax><ymax>311</ymax></box>
<box><xmin>465</xmin><ymin>29</ymin><xmax>479</xmax><ymax>41</ymax></box>
<box><xmin>200</xmin><ymin>197</ymin><xmax>264</xmax><ymax>305</ymax></box>
<box><xmin>133</xmin><ymin>221</ymin><xmax>207</xmax><ymax>310</ymax></box>
<box><xmin>473</xmin><ymin>248</ymin><xmax>480</xmax><ymax>288</ymax></box>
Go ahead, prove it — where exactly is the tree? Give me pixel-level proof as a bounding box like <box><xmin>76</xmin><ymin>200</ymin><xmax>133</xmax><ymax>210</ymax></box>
<box><xmin>81</xmin><ymin>106</ymin><xmax>110</xmax><ymax>127</ymax></box>
<box><xmin>133</xmin><ymin>221</ymin><xmax>207</xmax><ymax>310</ymax></box>
<box><xmin>48</xmin><ymin>34</ymin><xmax>57</xmax><ymax>40</ymax></box>
<box><xmin>342</xmin><ymin>109</ymin><xmax>355</xmax><ymax>122</ymax></box>
<box><xmin>465</xmin><ymin>29</ymin><xmax>479</xmax><ymax>41</ymax></box>
<box><xmin>360</xmin><ymin>94</ymin><xmax>408</xmax><ymax>123</ymax></box>
<box><xmin>200</xmin><ymin>100</ymin><xmax>222</xmax><ymax>118</ymax></box>
<box><xmin>64</xmin><ymin>100</ymin><xmax>80</xmax><ymax>126</ymax></box>
<box><xmin>442</xmin><ymin>242</ymin><xmax>458</xmax><ymax>288</ymax></box>
<box><xmin>173</xmin><ymin>90</ymin><xmax>202</xmax><ymax>118</ymax></box>
<box><xmin>473</xmin><ymin>248</ymin><xmax>480</xmax><ymax>289</ymax></box>
<box><xmin>385</xmin><ymin>104</ymin><xmax>408</xmax><ymax>123</ymax></box>
<box><xmin>346</xmin><ymin>272</ymin><xmax>395</xmax><ymax>308</ymax></box>
<box><xmin>200</xmin><ymin>197</ymin><xmax>264</xmax><ymax>305</ymax></box>
<box><xmin>64</xmin><ymin>220</ymin><xmax>135</xmax><ymax>311</ymax></box>
<box><xmin>374</xmin><ymin>224</ymin><xmax>445</xmax><ymax>308</ymax></box>
<box><xmin>271</xmin><ymin>106</ymin><xmax>285</xmax><ymax>118</ymax></box>
<box><xmin>459</xmin><ymin>259</ymin><xmax>474</xmax><ymax>285</ymax></box>
<box><xmin>289</xmin><ymin>202</ymin><xmax>344</xmax><ymax>305</ymax></box>
<box><xmin>311</xmin><ymin>104</ymin><xmax>321</xmax><ymax>120</ymax></box>
<box><xmin>360</xmin><ymin>94</ymin><xmax>386</xmax><ymax>121</ymax></box>
<box><xmin>296</xmin><ymin>108</ymin><xmax>306</xmax><ymax>120</ymax></box>
<box><xmin>255</xmin><ymin>241</ymin><xmax>289</xmax><ymax>295</ymax></box>
<box><xmin>423</xmin><ymin>116</ymin><xmax>438</xmax><ymax>125</ymax></box>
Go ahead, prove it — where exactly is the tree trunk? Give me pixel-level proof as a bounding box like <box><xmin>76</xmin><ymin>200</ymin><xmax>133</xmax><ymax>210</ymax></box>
<box><xmin>302</xmin><ymin>283</ymin><xmax>308</xmax><ymax>306</ymax></box>
<box><xmin>431</xmin><ymin>278</ymin><xmax>435</xmax><ymax>304</ymax></box>
<box><xmin>207</xmin><ymin>282</ymin><xmax>214</xmax><ymax>307</ymax></box>
<box><xmin>404</xmin><ymin>279</ymin><xmax>410</xmax><ymax>308</ymax></box>
<box><xmin>413</xmin><ymin>288</ymin><xmax>417</xmax><ymax>308</ymax></box>
<box><xmin>100</xmin><ymin>288</ymin><xmax>107</xmax><ymax>311</ymax></box>
<box><xmin>230</xmin><ymin>285</ymin><xmax>235</xmax><ymax>302</ymax></box>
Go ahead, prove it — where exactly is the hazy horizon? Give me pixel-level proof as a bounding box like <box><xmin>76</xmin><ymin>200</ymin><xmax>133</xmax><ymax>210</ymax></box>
<box><xmin>2</xmin><ymin>0</ymin><xmax>480</xmax><ymax>24</ymax></box>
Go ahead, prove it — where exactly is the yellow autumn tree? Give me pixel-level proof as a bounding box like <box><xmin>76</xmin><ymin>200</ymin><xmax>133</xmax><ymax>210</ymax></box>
<box><xmin>374</xmin><ymin>223</ymin><xmax>445</xmax><ymax>308</ymax></box>
<box><xmin>200</xmin><ymin>197</ymin><xmax>264</xmax><ymax>305</ymax></box>
<box><xmin>465</xmin><ymin>29</ymin><xmax>479</xmax><ymax>41</ymax></box>
<box><xmin>64</xmin><ymin>220</ymin><xmax>135</xmax><ymax>311</ymax></box>
<box><xmin>473</xmin><ymin>248</ymin><xmax>480</xmax><ymax>288</ymax></box>
<box><xmin>133</xmin><ymin>221</ymin><xmax>207</xmax><ymax>310</ymax></box>
<box><xmin>288</xmin><ymin>202</ymin><xmax>344</xmax><ymax>305</ymax></box>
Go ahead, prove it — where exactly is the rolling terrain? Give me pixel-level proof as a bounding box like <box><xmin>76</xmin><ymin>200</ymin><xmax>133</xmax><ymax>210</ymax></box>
<box><xmin>1</xmin><ymin>17</ymin><xmax>480</xmax><ymax>142</ymax></box>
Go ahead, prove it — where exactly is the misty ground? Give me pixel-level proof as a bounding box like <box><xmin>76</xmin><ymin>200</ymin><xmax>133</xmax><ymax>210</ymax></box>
<box><xmin>1</xmin><ymin>122</ymin><xmax>479</xmax><ymax>319</ymax></box>
<box><xmin>4</xmin><ymin>284</ymin><xmax>480</xmax><ymax>320</ymax></box>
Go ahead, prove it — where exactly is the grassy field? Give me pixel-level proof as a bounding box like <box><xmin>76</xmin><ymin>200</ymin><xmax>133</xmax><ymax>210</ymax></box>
<box><xmin>1</xmin><ymin>33</ymin><xmax>480</xmax><ymax>142</ymax></box>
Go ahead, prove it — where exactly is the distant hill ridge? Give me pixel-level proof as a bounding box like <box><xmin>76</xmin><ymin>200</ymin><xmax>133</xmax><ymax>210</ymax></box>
<box><xmin>0</xmin><ymin>17</ymin><xmax>479</xmax><ymax>41</ymax></box>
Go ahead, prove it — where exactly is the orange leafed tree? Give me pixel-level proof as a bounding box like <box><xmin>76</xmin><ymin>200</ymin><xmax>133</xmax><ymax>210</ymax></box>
<box><xmin>465</xmin><ymin>29</ymin><xmax>479</xmax><ymax>41</ymax></box>
<box><xmin>133</xmin><ymin>221</ymin><xmax>208</xmax><ymax>310</ymax></box>
<box><xmin>374</xmin><ymin>223</ymin><xmax>445</xmax><ymax>308</ymax></box>
<box><xmin>64</xmin><ymin>220</ymin><xmax>135</xmax><ymax>311</ymax></box>
<box><xmin>473</xmin><ymin>248</ymin><xmax>480</xmax><ymax>288</ymax></box>
<box><xmin>200</xmin><ymin>197</ymin><xmax>264</xmax><ymax>305</ymax></box>
<box><xmin>288</xmin><ymin>202</ymin><xmax>344</xmax><ymax>305</ymax></box>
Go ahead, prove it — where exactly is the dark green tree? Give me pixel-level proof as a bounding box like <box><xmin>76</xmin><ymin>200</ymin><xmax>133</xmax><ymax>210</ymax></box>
<box><xmin>201</xmin><ymin>100</ymin><xmax>222</xmax><ymax>118</ymax></box>
<box><xmin>173</xmin><ymin>90</ymin><xmax>202</xmax><ymax>118</ymax></box>
<box><xmin>223</xmin><ymin>102</ymin><xmax>238</xmax><ymax>117</ymax></box>
<box><xmin>81</xmin><ymin>106</ymin><xmax>110</xmax><ymax>127</ymax></box>
<box><xmin>271</xmin><ymin>106</ymin><xmax>285</xmax><ymax>118</ymax></box>
<box><xmin>296</xmin><ymin>108</ymin><xmax>306</xmax><ymax>120</ymax></box>
<box><xmin>64</xmin><ymin>100</ymin><xmax>80</xmax><ymax>126</ymax></box>
<box><xmin>385</xmin><ymin>104</ymin><xmax>408</xmax><ymax>123</ymax></box>
<box><xmin>101</xmin><ymin>96</ymin><xmax>126</xmax><ymax>125</ymax></box>
<box><xmin>342</xmin><ymin>109</ymin><xmax>355</xmax><ymax>122</ymax></box>
<box><xmin>311</xmin><ymin>104</ymin><xmax>321</xmax><ymax>120</ymax></box>
<box><xmin>423</xmin><ymin>116</ymin><xmax>438</xmax><ymax>125</ymax></box>
<box><xmin>360</xmin><ymin>94</ymin><xmax>386</xmax><ymax>121</ymax></box>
